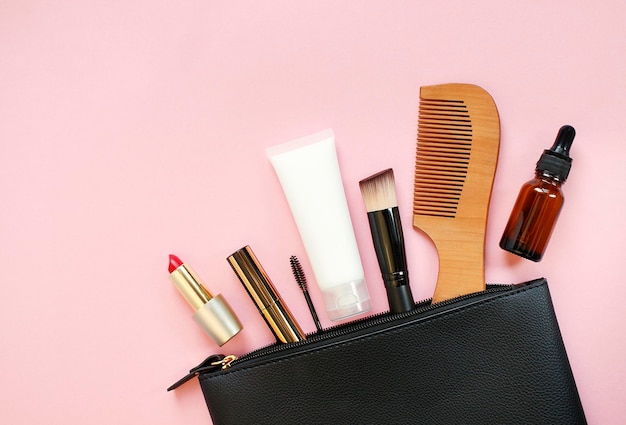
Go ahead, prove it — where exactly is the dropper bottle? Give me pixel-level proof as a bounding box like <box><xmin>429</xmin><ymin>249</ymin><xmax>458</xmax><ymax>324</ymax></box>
<box><xmin>499</xmin><ymin>125</ymin><xmax>576</xmax><ymax>262</ymax></box>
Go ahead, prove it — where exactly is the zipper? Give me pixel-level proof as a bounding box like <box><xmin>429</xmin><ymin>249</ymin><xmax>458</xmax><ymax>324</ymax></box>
<box><xmin>228</xmin><ymin>284</ymin><xmax>513</xmax><ymax>369</ymax></box>
<box><xmin>169</xmin><ymin>283</ymin><xmax>518</xmax><ymax>390</ymax></box>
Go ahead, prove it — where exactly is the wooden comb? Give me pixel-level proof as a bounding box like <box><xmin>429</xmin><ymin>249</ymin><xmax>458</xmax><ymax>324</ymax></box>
<box><xmin>413</xmin><ymin>83</ymin><xmax>500</xmax><ymax>303</ymax></box>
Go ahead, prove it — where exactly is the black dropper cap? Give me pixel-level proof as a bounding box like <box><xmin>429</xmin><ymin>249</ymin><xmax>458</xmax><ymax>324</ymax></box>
<box><xmin>535</xmin><ymin>125</ymin><xmax>576</xmax><ymax>181</ymax></box>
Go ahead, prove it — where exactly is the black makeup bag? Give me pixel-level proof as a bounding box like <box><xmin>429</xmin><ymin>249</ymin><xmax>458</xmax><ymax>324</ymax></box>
<box><xmin>170</xmin><ymin>277</ymin><xmax>586</xmax><ymax>424</ymax></box>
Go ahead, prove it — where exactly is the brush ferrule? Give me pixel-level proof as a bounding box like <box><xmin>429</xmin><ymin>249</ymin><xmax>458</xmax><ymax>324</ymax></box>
<box><xmin>382</xmin><ymin>270</ymin><xmax>409</xmax><ymax>287</ymax></box>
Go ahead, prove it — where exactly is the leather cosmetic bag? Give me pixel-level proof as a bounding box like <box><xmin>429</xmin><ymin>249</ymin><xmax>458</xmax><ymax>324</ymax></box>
<box><xmin>170</xmin><ymin>278</ymin><xmax>586</xmax><ymax>424</ymax></box>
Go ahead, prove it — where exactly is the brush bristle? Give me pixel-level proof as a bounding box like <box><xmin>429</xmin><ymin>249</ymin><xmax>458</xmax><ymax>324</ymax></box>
<box><xmin>289</xmin><ymin>255</ymin><xmax>307</xmax><ymax>290</ymax></box>
<box><xmin>359</xmin><ymin>168</ymin><xmax>398</xmax><ymax>212</ymax></box>
<box><xmin>414</xmin><ymin>99</ymin><xmax>471</xmax><ymax>218</ymax></box>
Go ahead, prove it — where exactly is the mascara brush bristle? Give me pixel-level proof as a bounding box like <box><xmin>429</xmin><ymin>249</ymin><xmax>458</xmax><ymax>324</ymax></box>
<box><xmin>289</xmin><ymin>255</ymin><xmax>307</xmax><ymax>290</ymax></box>
<box><xmin>359</xmin><ymin>168</ymin><xmax>398</xmax><ymax>212</ymax></box>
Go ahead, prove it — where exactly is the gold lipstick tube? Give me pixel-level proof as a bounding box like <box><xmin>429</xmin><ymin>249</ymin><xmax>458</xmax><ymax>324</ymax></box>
<box><xmin>227</xmin><ymin>246</ymin><xmax>305</xmax><ymax>343</ymax></box>
<box><xmin>169</xmin><ymin>262</ymin><xmax>243</xmax><ymax>346</ymax></box>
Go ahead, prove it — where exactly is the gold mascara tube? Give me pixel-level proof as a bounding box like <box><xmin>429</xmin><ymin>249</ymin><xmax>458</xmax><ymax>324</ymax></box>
<box><xmin>227</xmin><ymin>246</ymin><xmax>305</xmax><ymax>343</ymax></box>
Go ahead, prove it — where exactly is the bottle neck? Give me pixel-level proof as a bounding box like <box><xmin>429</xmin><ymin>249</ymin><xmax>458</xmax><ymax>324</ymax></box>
<box><xmin>535</xmin><ymin>169</ymin><xmax>564</xmax><ymax>186</ymax></box>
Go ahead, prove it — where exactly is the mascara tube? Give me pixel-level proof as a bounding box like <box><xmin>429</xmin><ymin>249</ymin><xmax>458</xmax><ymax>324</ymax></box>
<box><xmin>227</xmin><ymin>246</ymin><xmax>305</xmax><ymax>343</ymax></box>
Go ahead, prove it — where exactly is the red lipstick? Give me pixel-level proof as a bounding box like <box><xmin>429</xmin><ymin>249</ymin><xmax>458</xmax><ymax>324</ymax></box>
<box><xmin>168</xmin><ymin>254</ymin><xmax>183</xmax><ymax>273</ymax></box>
<box><xmin>167</xmin><ymin>254</ymin><xmax>242</xmax><ymax>346</ymax></box>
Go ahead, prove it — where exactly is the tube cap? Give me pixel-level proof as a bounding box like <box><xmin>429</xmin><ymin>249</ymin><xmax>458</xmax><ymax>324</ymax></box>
<box><xmin>192</xmin><ymin>294</ymin><xmax>242</xmax><ymax>346</ymax></box>
<box><xmin>321</xmin><ymin>279</ymin><xmax>371</xmax><ymax>321</ymax></box>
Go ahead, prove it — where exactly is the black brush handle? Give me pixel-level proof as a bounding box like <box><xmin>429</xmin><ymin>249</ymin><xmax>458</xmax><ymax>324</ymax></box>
<box><xmin>367</xmin><ymin>207</ymin><xmax>414</xmax><ymax>313</ymax></box>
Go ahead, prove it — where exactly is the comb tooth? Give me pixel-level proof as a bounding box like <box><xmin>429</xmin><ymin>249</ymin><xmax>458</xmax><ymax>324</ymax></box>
<box><xmin>418</xmin><ymin>130</ymin><xmax>472</xmax><ymax>140</ymax></box>
<box><xmin>419</xmin><ymin>99</ymin><xmax>466</xmax><ymax>107</ymax></box>
<box><xmin>417</xmin><ymin>143</ymin><xmax>471</xmax><ymax>153</ymax></box>
<box><xmin>419</xmin><ymin>103</ymin><xmax>469</xmax><ymax>111</ymax></box>
<box><xmin>419</xmin><ymin>117</ymin><xmax>471</xmax><ymax>126</ymax></box>
<box><xmin>414</xmin><ymin>188</ymin><xmax>462</xmax><ymax>202</ymax></box>
<box><xmin>419</xmin><ymin>113</ymin><xmax>471</xmax><ymax>120</ymax></box>
<box><xmin>417</xmin><ymin>137</ymin><xmax>471</xmax><ymax>145</ymax></box>
<box><xmin>419</xmin><ymin>108</ymin><xmax>467</xmax><ymax>114</ymax></box>
<box><xmin>418</xmin><ymin>113</ymin><xmax>468</xmax><ymax>119</ymax></box>
<box><xmin>416</xmin><ymin>145</ymin><xmax>471</xmax><ymax>159</ymax></box>
<box><xmin>414</xmin><ymin>202</ymin><xmax>458</xmax><ymax>211</ymax></box>
<box><xmin>415</xmin><ymin>202</ymin><xmax>460</xmax><ymax>211</ymax></box>
<box><xmin>414</xmin><ymin>97</ymin><xmax>472</xmax><ymax>218</ymax></box>
<box><xmin>419</xmin><ymin>106</ymin><xmax>469</xmax><ymax>113</ymax></box>
<box><xmin>416</xmin><ymin>151</ymin><xmax>469</xmax><ymax>164</ymax></box>
<box><xmin>420</xmin><ymin>136</ymin><xmax>470</xmax><ymax>144</ymax></box>
<box><xmin>415</xmin><ymin>156</ymin><xmax>469</xmax><ymax>175</ymax></box>
<box><xmin>415</xmin><ymin>159</ymin><xmax>469</xmax><ymax>169</ymax></box>
<box><xmin>418</xmin><ymin>130</ymin><xmax>471</xmax><ymax>139</ymax></box>
<box><xmin>415</xmin><ymin>173</ymin><xmax>464</xmax><ymax>181</ymax></box>
<box><xmin>419</xmin><ymin>118</ymin><xmax>472</xmax><ymax>138</ymax></box>
<box><xmin>415</xmin><ymin>170</ymin><xmax>465</xmax><ymax>181</ymax></box>
<box><xmin>419</xmin><ymin>109</ymin><xmax>470</xmax><ymax>117</ymax></box>
<box><xmin>419</xmin><ymin>110</ymin><xmax>470</xmax><ymax>117</ymax></box>
<box><xmin>416</xmin><ymin>142</ymin><xmax>471</xmax><ymax>155</ymax></box>
<box><xmin>415</xmin><ymin>189</ymin><xmax>460</xmax><ymax>198</ymax></box>
<box><xmin>414</xmin><ymin>195</ymin><xmax>460</xmax><ymax>206</ymax></box>
<box><xmin>414</xmin><ymin>195</ymin><xmax>460</xmax><ymax>205</ymax></box>
<box><xmin>414</xmin><ymin>182</ymin><xmax>463</xmax><ymax>192</ymax></box>
<box><xmin>413</xmin><ymin>207</ymin><xmax>458</xmax><ymax>218</ymax></box>
<box><xmin>416</xmin><ymin>169</ymin><xmax>467</xmax><ymax>178</ymax></box>
<box><xmin>419</xmin><ymin>120</ymin><xmax>471</xmax><ymax>136</ymax></box>
<box><xmin>414</xmin><ymin>187</ymin><xmax>462</xmax><ymax>198</ymax></box>
<box><xmin>415</xmin><ymin>157</ymin><xmax>469</xmax><ymax>168</ymax></box>
<box><xmin>418</xmin><ymin>129</ymin><xmax>471</xmax><ymax>136</ymax></box>
<box><xmin>414</xmin><ymin>197</ymin><xmax>460</xmax><ymax>207</ymax></box>
<box><xmin>415</xmin><ymin>170</ymin><xmax>467</xmax><ymax>180</ymax></box>
<box><xmin>414</xmin><ymin>189</ymin><xmax>462</xmax><ymax>199</ymax></box>
<box><xmin>419</xmin><ymin>100</ymin><xmax>470</xmax><ymax>116</ymax></box>
<box><xmin>418</xmin><ymin>116</ymin><xmax>471</xmax><ymax>125</ymax></box>
<box><xmin>415</xmin><ymin>185</ymin><xmax>463</xmax><ymax>195</ymax></box>
<box><xmin>414</xmin><ymin>181</ymin><xmax>462</xmax><ymax>212</ymax></box>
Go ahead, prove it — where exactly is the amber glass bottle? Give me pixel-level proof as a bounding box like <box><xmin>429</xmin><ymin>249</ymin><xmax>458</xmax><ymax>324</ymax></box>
<box><xmin>500</xmin><ymin>125</ymin><xmax>575</xmax><ymax>262</ymax></box>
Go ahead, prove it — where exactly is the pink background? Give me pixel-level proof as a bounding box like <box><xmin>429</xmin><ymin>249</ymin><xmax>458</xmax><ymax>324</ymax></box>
<box><xmin>1</xmin><ymin>1</ymin><xmax>624</xmax><ymax>423</ymax></box>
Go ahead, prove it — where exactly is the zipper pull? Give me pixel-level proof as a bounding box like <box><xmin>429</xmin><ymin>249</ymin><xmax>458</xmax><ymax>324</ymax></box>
<box><xmin>167</xmin><ymin>354</ymin><xmax>237</xmax><ymax>391</ymax></box>
<box><xmin>212</xmin><ymin>354</ymin><xmax>238</xmax><ymax>369</ymax></box>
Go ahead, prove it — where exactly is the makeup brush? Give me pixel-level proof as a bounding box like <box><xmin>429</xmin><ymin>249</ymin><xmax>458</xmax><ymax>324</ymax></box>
<box><xmin>290</xmin><ymin>255</ymin><xmax>323</xmax><ymax>332</ymax></box>
<box><xmin>359</xmin><ymin>168</ymin><xmax>415</xmax><ymax>313</ymax></box>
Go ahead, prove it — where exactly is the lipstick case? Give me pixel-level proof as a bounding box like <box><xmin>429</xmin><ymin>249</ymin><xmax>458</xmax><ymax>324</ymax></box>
<box><xmin>227</xmin><ymin>246</ymin><xmax>305</xmax><ymax>344</ymax></box>
<box><xmin>169</xmin><ymin>263</ymin><xmax>243</xmax><ymax>346</ymax></box>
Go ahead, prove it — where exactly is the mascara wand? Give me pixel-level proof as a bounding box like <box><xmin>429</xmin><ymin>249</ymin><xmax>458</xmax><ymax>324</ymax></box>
<box><xmin>290</xmin><ymin>255</ymin><xmax>323</xmax><ymax>332</ymax></box>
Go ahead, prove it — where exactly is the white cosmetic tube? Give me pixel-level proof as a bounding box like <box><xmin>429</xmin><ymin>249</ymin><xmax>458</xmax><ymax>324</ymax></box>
<box><xmin>266</xmin><ymin>129</ymin><xmax>371</xmax><ymax>321</ymax></box>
